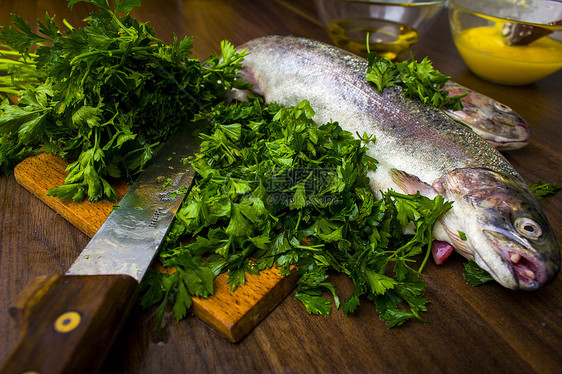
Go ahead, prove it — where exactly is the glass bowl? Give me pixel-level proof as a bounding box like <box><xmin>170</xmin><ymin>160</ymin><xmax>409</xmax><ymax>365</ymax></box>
<box><xmin>448</xmin><ymin>0</ymin><xmax>562</xmax><ymax>85</ymax></box>
<box><xmin>313</xmin><ymin>0</ymin><xmax>446</xmax><ymax>59</ymax></box>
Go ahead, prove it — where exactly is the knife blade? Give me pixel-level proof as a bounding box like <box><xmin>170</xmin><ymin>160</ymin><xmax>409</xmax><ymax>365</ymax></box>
<box><xmin>1</xmin><ymin>126</ymin><xmax>200</xmax><ymax>374</ymax></box>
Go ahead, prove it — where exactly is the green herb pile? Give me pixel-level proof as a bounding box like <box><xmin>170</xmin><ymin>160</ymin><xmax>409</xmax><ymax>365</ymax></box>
<box><xmin>365</xmin><ymin>51</ymin><xmax>465</xmax><ymax>111</ymax></box>
<box><xmin>0</xmin><ymin>0</ymin><xmax>248</xmax><ymax>201</ymax></box>
<box><xmin>1</xmin><ymin>1</ymin><xmax>513</xmax><ymax>329</ymax></box>
<box><xmin>139</xmin><ymin>99</ymin><xmax>453</xmax><ymax>329</ymax></box>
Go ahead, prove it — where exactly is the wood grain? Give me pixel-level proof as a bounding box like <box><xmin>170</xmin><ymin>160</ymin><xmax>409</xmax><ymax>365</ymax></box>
<box><xmin>13</xmin><ymin>153</ymin><xmax>297</xmax><ymax>343</ymax></box>
<box><xmin>1</xmin><ymin>1</ymin><xmax>562</xmax><ymax>373</ymax></box>
<box><xmin>1</xmin><ymin>274</ymin><xmax>138</xmax><ymax>374</ymax></box>
<box><xmin>13</xmin><ymin>153</ymin><xmax>130</xmax><ymax>238</ymax></box>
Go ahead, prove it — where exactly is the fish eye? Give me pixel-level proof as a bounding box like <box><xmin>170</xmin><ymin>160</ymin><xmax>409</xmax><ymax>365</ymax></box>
<box><xmin>494</xmin><ymin>102</ymin><xmax>512</xmax><ymax>113</ymax></box>
<box><xmin>514</xmin><ymin>217</ymin><xmax>542</xmax><ymax>239</ymax></box>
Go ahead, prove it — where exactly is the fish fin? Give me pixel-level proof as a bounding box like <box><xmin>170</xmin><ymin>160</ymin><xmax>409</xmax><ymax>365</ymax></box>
<box><xmin>237</xmin><ymin>67</ymin><xmax>263</xmax><ymax>95</ymax></box>
<box><xmin>443</xmin><ymin>224</ymin><xmax>473</xmax><ymax>260</ymax></box>
<box><xmin>390</xmin><ymin>169</ymin><xmax>438</xmax><ymax>197</ymax></box>
<box><xmin>226</xmin><ymin>88</ymin><xmax>258</xmax><ymax>104</ymax></box>
<box><xmin>433</xmin><ymin>215</ymin><xmax>474</xmax><ymax>261</ymax></box>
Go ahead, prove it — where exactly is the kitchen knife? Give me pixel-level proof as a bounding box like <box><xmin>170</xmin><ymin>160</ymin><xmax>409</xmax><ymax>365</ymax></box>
<box><xmin>0</xmin><ymin>126</ymin><xmax>200</xmax><ymax>374</ymax></box>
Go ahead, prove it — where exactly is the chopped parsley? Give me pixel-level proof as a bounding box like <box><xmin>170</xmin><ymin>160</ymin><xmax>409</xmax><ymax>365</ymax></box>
<box><xmin>463</xmin><ymin>261</ymin><xmax>494</xmax><ymax>286</ymax></box>
<box><xmin>161</xmin><ymin>178</ymin><xmax>174</xmax><ymax>191</ymax></box>
<box><xmin>139</xmin><ymin>99</ymin><xmax>453</xmax><ymax>330</ymax></box>
<box><xmin>530</xmin><ymin>179</ymin><xmax>561</xmax><ymax>199</ymax></box>
<box><xmin>365</xmin><ymin>45</ymin><xmax>465</xmax><ymax>111</ymax></box>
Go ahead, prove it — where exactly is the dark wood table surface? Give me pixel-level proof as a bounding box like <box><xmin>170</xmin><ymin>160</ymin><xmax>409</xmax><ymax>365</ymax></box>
<box><xmin>1</xmin><ymin>1</ymin><xmax>561</xmax><ymax>373</ymax></box>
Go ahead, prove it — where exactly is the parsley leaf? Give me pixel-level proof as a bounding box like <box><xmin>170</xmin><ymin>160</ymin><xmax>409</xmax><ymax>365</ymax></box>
<box><xmin>463</xmin><ymin>260</ymin><xmax>494</xmax><ymax>286</ymax></box>
<box><xmin>295</xmin><ymin>292</ymin><xmax>333</xmax><ymax>315</ymax></box>
<box><xmin>365</xmin><ymin>48</ymin><xmax>465</xmax><ymax>111</ymax></box>
<box><xmin>365</xmin><ymin>53</ymin><xmax>396</xmax><ymax>91</ymax></box>
<box><xmin>530</xmin><ymin>179</ymin><xmax>561</xmax><ymax>199</ymax></box>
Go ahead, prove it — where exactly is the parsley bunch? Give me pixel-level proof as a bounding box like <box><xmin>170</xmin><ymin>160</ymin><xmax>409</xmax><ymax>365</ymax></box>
<box><xmin>0</xmin><ymin>0</ymin><xmax>248</xmax><ymax>201</ymax></box>
<box><xmin>365</xmin><ymin>51</ymin><xmax>465</xmax><ymax>111</ymax></box>
<box><xmin>140</xmin><ymin>99</ymin><xmax>453</xmax><ymax>329</ymax></box>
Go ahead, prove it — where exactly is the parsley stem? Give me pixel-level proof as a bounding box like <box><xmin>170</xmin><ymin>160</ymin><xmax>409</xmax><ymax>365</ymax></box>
<box><xmin>294</xmin><ymin>244</ymin><xmax>324</xmax><ymax>251</ymax></box>
<box><xmin>0</xmin><ymin>87</ymin><xmax>20</xmax><ymax>95</ymax></box>
<box><xmin>69</xmin><ymin>46</ymin><xmax>157</xmax><ymax>65</ymax></box>
<box><xmin>418</xmin><ymin>233</ymin><xmax>433</xmax><ymax>273</ymax></box>
<box><xmin>0</xmin><ymin>77</ymin><xmax>35</xmax><ymax>85</ymax></box>
<box><xmin>117</xmin><ymin>42</ymin><xmax>134</xmax><ymax>69</ymax></box>
<box><xmin>0</xmin><ymin>57</ymin><xmax>31</xmax><ymax>64</ymax></box>
<box><xmin>0</xmin><ymin>70</ymin><xmax>43</xmax><ymax>81</ymax></box>
<box><xmin>411</xmin><ymin>308</ymin><xmax>427</xmax><ymax>323</ymax></box>
<box><xmin>112</xmin><ymin>13</ymin><xmax>134</xmax><ymax>37</ymax></box>
<box><xmin>62</xmin><ymin>18</ymin><xmax>75</xmax><ymax>31</ymax></box>
<box><xmin>295</xmin><ymin>209</ymin><xmax>303</xmax><ymax>232</ymax></box>
<box><xmin>0</xmin><ymin>49</ymin><xmax>38</xmax><ymax>58</ymax></box>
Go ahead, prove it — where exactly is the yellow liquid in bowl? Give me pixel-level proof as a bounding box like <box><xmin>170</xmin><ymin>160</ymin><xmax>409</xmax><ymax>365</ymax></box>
<box><xmin>454</xmin><ymin>25</ymin><xmax>562</xmax><ymax>85</ymax></box>
<box><xmin>326</xmin><ymin>18</ymin><xmax>419</xmax><ymax>60</ymax></box>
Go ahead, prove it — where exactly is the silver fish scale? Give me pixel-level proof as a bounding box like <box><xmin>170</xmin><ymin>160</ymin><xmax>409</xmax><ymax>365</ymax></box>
<box><xmin>239</xmin><ymin>35</ymin><xmax>520</xmax><ymax>184</ymax></box>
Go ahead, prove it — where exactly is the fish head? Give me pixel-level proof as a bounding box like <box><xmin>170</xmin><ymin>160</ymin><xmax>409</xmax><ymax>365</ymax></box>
<box><xmin>436</xmin><ymin>168</ymin><xmax>560</xmax><ymax>290</ymax></box>
<box><xmin>444</xmin><ymin>83</ymin><xmax>530</xmax><ymax>151</ymax></box>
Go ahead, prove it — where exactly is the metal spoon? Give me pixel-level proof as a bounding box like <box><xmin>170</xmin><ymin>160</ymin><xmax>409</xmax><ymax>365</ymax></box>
<box><xmin>502</xmin><ymin>19</ymin><xmax>562</xmax><ymax>46</ymax></box>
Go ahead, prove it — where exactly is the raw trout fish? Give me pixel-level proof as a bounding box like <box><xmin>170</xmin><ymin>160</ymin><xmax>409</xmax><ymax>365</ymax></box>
<box><xmin>236</xmin><ymin>35</ymin><xmax>559</xmax><ymax>290</ymax></box>
<box><xmin>443</xmin><ymin>81</ymin><xmax>530</xmax><ymax>151</ymax></box>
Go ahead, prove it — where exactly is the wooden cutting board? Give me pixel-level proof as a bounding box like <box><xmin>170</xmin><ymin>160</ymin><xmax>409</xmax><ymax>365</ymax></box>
<box><xmin>13</xmin><ymin>153</ymin><xmax>297</xmax><ymax>343</ymax></box>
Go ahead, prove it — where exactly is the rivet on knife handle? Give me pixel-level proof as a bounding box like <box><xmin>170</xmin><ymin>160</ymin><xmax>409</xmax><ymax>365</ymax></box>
<box><xmin>54</xmin><ymin>311</ymin><xmax>82</xmax><ymax>333</ymax></box>
<box><xmin>0</xmin><ymin>275</ymin><xmax>138</xmax><ymax>374</ymax></box>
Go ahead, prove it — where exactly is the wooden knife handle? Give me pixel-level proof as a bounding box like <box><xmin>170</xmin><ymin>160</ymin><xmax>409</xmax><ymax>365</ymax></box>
<box><xmin>0</xmin><ymin>274</ymin><xmax>138</xmax><ymax>374</ymax></box>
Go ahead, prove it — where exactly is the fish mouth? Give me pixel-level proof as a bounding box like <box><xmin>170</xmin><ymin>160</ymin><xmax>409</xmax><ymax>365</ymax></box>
<box><xmin>488</xmin><ymin>140</ymin><xmax>529</xmax><ymax>151</ymax></box>
<box><xmin>502</xmin><ymin>249</ymin><xmax>544</xmax><ymax>290</ymax></box>
<box><xmin>483</xmin><ymin>229</ymin><xmax>547</xmax><ymax>290</ymax></box>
